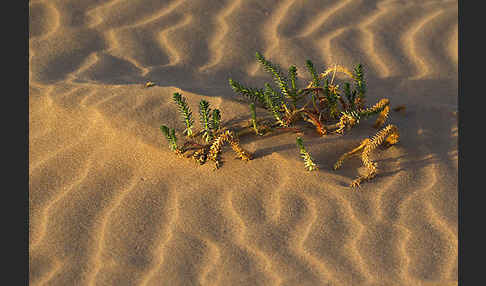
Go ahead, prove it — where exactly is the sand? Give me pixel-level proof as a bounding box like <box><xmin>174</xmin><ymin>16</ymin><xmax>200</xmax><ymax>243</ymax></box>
<box><xmin>29</xmin><ymin>0</ymin><xmax>458</xmax><ymax>285</ymax></box>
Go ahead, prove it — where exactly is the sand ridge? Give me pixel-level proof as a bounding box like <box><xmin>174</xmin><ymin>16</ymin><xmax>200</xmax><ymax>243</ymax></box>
<box><xmin>30</xmin><ymin>0</ymin><xmax>458</xmax><ymax>285</ymax></box>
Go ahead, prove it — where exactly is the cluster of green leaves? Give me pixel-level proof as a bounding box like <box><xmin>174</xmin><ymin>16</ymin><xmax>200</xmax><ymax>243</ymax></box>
<box><xmin>262</xmin><ymin>83</ymin><xmax>286</xmax><ymax>126</ymax></box>
<box><xmin>288</xmin><ymin>65</ymin><xmax>298</xmax><ymax>91</ymax></box>
<box><xmin>230</xmin><ymin>52</ymin><xmax>307</xmax><ymax>126</ymax></box>
<box><xmin>212</xmin><ymin>109</ymin><xmax>221</xmax><ymax>131</ymax></box>
<box><xmin>249</xmin><ymin>103</ymin><xmax>259</xmax><ymax>135</ymax></box>
<box><xmin>198</xmin><ymin>101</ymin><xmax>221</xmax><ymax>143</ymax></box>
<box><xmin>228</xmin><ymin>78</ymin><xmax>265</xmax><ymax>106</ymax></box>
<box><xmin>227</xmin><ymin>52</ymin><xmax>375</xmax><ymax>171</ymax></box>
<box><xmin>354</xmin><ymin>64</ymin><xmax>366</xmax><ymax>102</ymax></box>
<box><xmin>199</xmin><ymin>100</ymin><xmax>213</xmax><ymax>142</ymax></box>
<box><xmin>323</xmin><ymin>79</ymin><xmax>340</xmax><ymax>118</ymax></box>
<box><xmin>173</xmin><ymin>92</ymin><xmax>194</xmax><ymax>136</ymax></box>
<box><xmin>296</xmin><ymin>137</ymin><xmax>317</xmax><ymax>171</ymax></box>
<box><xmin>256</xmin><ymin>52</ymin><xmax>298</xmax><ymax>107</ymax></box>
<box><xmin>160</xmin><ymin>125</ymin><xmax>178</xmax><ymax>151</ymax></box>
<box><xmin>305</xmin><ymin>60</ymin><xmax>320</xmax><ymax>88</ymax></box>
<box><xmin>343</xmin><ymin>82</ymin><xmax>356</xmax><ymax>110</ymax></box>
<box><xmin>161</xmin><ymin>93</ymin><xmax>222</xmax><ymax>152</ymax></box>
<box><xmin>229</xmin><ymin>52</ymin><xmax>367</xmax><ymax>130</ymax></box>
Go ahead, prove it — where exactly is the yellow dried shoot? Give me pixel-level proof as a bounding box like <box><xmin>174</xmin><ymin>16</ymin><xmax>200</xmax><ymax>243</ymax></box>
<box><xmin>229</xmin><ymin>136</ymin><xmax>253</xmax><ymax>161</ymax></box>
<box><xmin>334</xmin><ymin>124</ymin><xmax>399</xmax><ymax>188</ymax></box>
<box><xmin>306</xmin><ymin>65</ymin><xmax>356</xmax><ymax>88</ymax></box>
<box><xmin>174</xmin><ymin>148</ymin><xmax>184</xmax><ymax>157</ymax></box>
<box><xmin>192</xmin><ymin>146</ymin><xmax>210</xmax><ymax>165</ymax></box>
<box><xmin>333</xmin><ymin>138</ymin><xmax>370</xmax><ymax>170</ymax></box>
<box><xmin>333</xmin><ymin>98</ymin><xmax>390</xmax><ymax>134</ymax></box>
<box><xmin>208</xmin><ymin>130</ymin><xmax>253</xmax><ymax>168</ymax></box>
<box><xmin>383</xmin><ymin>129</ymin><xmax>400</xmax><ymax>147</ymax></box>
<box><xmin>352</xmin><ymin>124</ymin><xmax>399</xmax><ymax>188</ymax></box>
<box><xmin>208</xmin><ymin>130</ymin><xmax>232</xmax><ymax>167</ymax></box>
<box><xmin>334</xmin><ymin>112</ymin><xmax>359</xmax><ymax>134</ymax></box>
<box><xmin>361</xmin><ymin>98</ymin><xmax>390</xmax><ymax>128</ymax></box>
<box><xmin>373</xmin><ymin>105</ymin><xmax>390</xmax><ymax>129</ymax></box>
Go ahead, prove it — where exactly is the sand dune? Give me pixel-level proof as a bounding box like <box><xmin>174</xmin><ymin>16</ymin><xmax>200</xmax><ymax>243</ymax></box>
<box><xmin>29</xmin><ymin>0</ymin><xmax>458</xmax><ymax>285</ymax></box>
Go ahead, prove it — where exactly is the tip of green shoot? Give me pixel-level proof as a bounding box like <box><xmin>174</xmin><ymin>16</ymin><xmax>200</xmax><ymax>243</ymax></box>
<box><xmin>160</xmin><ymin>125</ymin><xmax>169</xmax><ymax>135</ymax></box>
<box><xmin>296</xmin><ymin>136</ymin><xmax>304</xmax><ymax>148</ymax></box>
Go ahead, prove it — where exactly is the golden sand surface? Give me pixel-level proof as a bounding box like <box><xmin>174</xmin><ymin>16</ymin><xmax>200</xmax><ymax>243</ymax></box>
<box><xmin>29</xmin><ymin>0</ymin><xmax>458</xmax><ymax>285</ymax></box>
